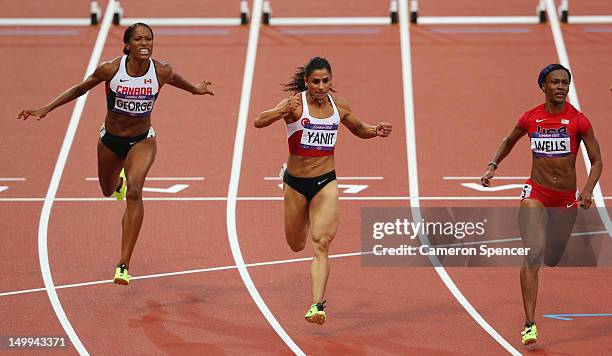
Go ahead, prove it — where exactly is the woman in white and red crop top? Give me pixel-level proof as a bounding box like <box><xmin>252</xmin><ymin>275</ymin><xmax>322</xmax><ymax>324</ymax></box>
<box><xmin>18</xmin><ymin>23</ymin><xmax>214</xmax><ymax>286</ymax></box>
<box><xmin>254</xmin><ymin>57</ymin><xmax>392</xmax><ymax>324</ymax></box>
<box><xmin>480</xmin><ymin>64</ymin><xmax>603</xmax><ymax>345</ymax></box>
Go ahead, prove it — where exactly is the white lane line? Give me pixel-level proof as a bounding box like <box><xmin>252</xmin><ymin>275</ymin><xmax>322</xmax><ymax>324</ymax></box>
<box><xmin>0</xmin><ymin>29</ymin><xmax>80</xmax><ymax>36</ymax></box>
<box><xmin>120</xmin><ymin>18</ymin><xmax>242</xmax><ymax>26</ymax></box>
<box><xmin>13</xmin><ymin>196</ymin><xmax>612</xmax><ymax>202</ymax></box>
<box><xmin>85</xmin><ymin>177</ymin><xmax>204</xmax><ymax>181</ymax></box>
<box><xmin>226</xmin><ymin>0</ymin><xmax>304</xmax><ymax>354</ymax></box>
<box><xmin>1</xmin><ymin>196</ymin><xmax>530</xmax><ymax>202</ymax></box>
<box><xmin>568</xmin><ymin>16</ymin><xmax>612</xmax><ymax>24</ymax></box>
<box><xmin>264</xmin><ymin>176</ymin><xmax>383</xmax><ymax>180</ymax></box>
<box><xmin>430</xmin><ymin>28</ymin><xmax>531</xmax><ymax>34</ymax></box>
<box><xmin>279</xmin><ymin>28</ymin><xmax>382</xmax><ymax>35</ymax></box>
<box><xmin>3</xmin><ymin>228</ymin><xmax>606</xmax><ymax>299</ymax></box>
<box><xmin>461</xmin><ymin>183</ymin><xmax>524</xmax><ymax>192</ymax></box>
<box><xmin>0</xmin><ymin>18</ymin><xmax>91</xmax><ymax>26</ymax></box>
<box><xmin>398</xmin><ymin>1</ymin><xmax>521</xmax><ymax>354</ymax></box>
<box><xmin>0</xmin><ymin>178</ymin><xmax>26</xmax><ymax>181</ymax></box>
<box><xmin>417</xmin><ymin>16</ymin><xmax>540</xmax><ymax>25</ymax></box>
<box><xmin>37</xmin><ymin>2</ymin><xmax>116</xmax><ymax>356</ymax></box>
<box><xmin>443</xmin><ymin>176</ymin><xmax>528</xmax><ymax>180</ymax></box>
<box><xmin>269</xmin><ymin>17</ymin><xmax>391</xmax><ymax>26</ymax></box>
<box><xmin>546</xmin><ymin>0</ymin><xmax>612</xmax><ymax>240</ymax></box>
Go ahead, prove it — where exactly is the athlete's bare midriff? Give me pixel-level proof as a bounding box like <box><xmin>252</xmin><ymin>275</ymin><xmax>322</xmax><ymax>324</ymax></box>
<box><xmin>287</xmin><ymin>154</ymin><xmax>335</xmax><ymax>177</ymax></box>
<box><xmin>103</xmin><ymin>111</ymin><xmax>152</xmax><ymax>137</ymax></box>
<box><xmin>531</xmin><ymin>154</ymin><xmax>577</xmax><ymax>190</ymax></box>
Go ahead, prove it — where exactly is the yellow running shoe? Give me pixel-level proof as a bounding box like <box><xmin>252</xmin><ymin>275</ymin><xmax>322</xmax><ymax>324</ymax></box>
<box><xmin>113</xmin><ymin>263</ymin><xmax>130</xmax><ymax>285</ymax></box>
<box><xmin>114</xmin><ymin>169</ymin><xmax>127</xmax><ymax>201</ymax></box>
<box><xmin>305</xmin><ymin>300</ymin><xmax>326</xmax><ymax>325</ymax></box>
<box><xmin>521</xmin><ymin>322</ymin><xmax>538</xmax><ymax>345</ymax></box>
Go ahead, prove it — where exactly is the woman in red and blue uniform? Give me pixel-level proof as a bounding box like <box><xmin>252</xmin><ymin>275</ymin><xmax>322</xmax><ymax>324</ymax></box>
<box><xmin>254</xmin><ymin>57</ymin><xmax>392</xmax><ymax>324</ymax></box>
<box><xmin>18</xmin><ymin>23</ymin><xmax>214</xmax><ymax>285</ymax></box>
<box><xmin>481</xmin><ymin>64</ymin><xmax>603</xmax><ymax>345</ymax></box>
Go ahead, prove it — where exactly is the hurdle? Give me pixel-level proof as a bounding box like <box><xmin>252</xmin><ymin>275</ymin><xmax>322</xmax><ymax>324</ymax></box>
<box><xmin>410</xmin><ymin>0</ymin><xmax>547</xmax><ymax>25</ymax></box>
<box><xmin>261</xmin><ymin>0</ymin><xmax>399</xmax><ymax>26</ymax></box>
<box><xmin>114</xmin><ymin>0</ymin><xmax>250</xmax><ymax>26</ymax></box>
<box><xmin>0</xmin><ymin>0</ymin><xmax>250</xmax><ymax>27</ymax></box>
<box><xmin>557</xmin><ymin>0</ymin><xmax>612</xmax><ymax>24</ymax></box>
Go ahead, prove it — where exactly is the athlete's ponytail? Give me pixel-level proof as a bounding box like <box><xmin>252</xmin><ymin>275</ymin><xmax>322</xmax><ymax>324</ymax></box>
<box><xmin>123</xmin><ymin>22</ymin><xmax>154</xmax><ymax>55</ymax></box>
<box><xmin>284</xmin><ymin>57</ymin><xmax>334</xmax><ymax>94</ymax></box>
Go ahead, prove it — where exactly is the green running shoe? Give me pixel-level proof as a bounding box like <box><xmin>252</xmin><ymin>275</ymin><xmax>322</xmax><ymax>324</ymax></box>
<box><xmin>114</xmin><ymin>169</ymin><xmax>127</xmax><ymax>201</ymax></box>
<box><xmin>521</xmin><ymin>322</ymin><xmax>538</xmax><ymax>345</ymax></box>
<box><xmin>305</xmin><ymin>300</ymin><xmax>326</xmax><ymax>325</ymax></box>
<box><xmin>113</xmin><ymin>263</ymin><xmax>130</xmax><ymax>285</ymax></box>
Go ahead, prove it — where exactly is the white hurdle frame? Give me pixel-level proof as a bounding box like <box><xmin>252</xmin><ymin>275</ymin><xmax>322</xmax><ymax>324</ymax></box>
<box><xmin>410</xmin><ymin>0</ymin><xmax>547</xmax><ymax>25</ymax></box>
<box><xmin>115</xmin><ymin>0</ymin><xmax>249</xmax><ymax>26</ymax></box>
<box><xmin>558</xmin><ymin>0</ymin><xmax>612</xmax><ymax>24</ymax></box>
<box><xmin>0</xmin><ymin>0</ymin><xmax>251</xmax><ymax>27</ymax></box>
<box><xmin>0</xmin><ymin>0</ymin><xmax>100</xmax><ymax>26</ymax></box>
<box><xmin>262</xmin><ymin>0</ymin><xmax>399</xmax><ymax>26</ymax></box>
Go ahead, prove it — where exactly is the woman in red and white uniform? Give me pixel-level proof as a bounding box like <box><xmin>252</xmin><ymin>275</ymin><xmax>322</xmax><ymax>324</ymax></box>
<box><xmin>254</xmin><ymin>57</ymin><xmax>392</xmax><ymax>325</ymax></box>
<box><xmin>481</xmin><ymin>64</ymin><xmax>603</xmax><ymax>345</ymax></box>
<box><xmin>18</xmin><ymin>23</ymin><xmax>214</xmax><ymax>285</ymax></box>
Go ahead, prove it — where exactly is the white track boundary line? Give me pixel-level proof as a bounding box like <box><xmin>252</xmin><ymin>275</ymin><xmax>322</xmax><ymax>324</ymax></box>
<box><xmin>225</xmin><ymin>0</ymin><xmax>303</xmax><ymax>354</ymax></box>
<box><xmin>37</xmin><ymin>2</ymin><xmax>116</xmax><ymax>356</ymax></box>
<box><xmin>85</xmin><ymin>176</ymin><xmax>204</xmax><ymax>181</ymax></box>
<box><xmin>4</xmin><ymin>228</ymin><xmax>606</xmax><ymax>298</ymax></box>
<box><xmin>1</xmin><ymin>196</ymin><xmax>527</xmax><ymax>202</ymax></box>
<box><xmin>120</xmin><ymin>18</ymin><xmax>242</xmax><ymax>26</ymax></box>
<box><xmin>545</xmin><ymin>0</ymin><xmax>612</xmax><ymax>240</ymax></box>
<box><xmin>568</xmin><ymin>16</ymin><xmax>612</xmax><ymax>24</ymax></box>
<box><xmin>1</xmin><ymin>251</ymin><xmax>367</xmax><ymax>298</ymax></box>
<box><xmin>0</xmin><ymin>18</ymin><xmax>91</xmax><ymax>26</ymax></box>
<box><xmin>7</xmin><ymin>196</ymin><xmax>612</xmax><ymax>202</ymax></box>
<box><xmin>443</xmin><ymin>176</ymin><xmax>529</xmax><ymax>180</ymax></box>
<box><xmin>264</xmin><ymin>176</ymin><xmax>383</xmax><ymax>180</ymax></box>
<box><xmin>398</xmin><ymin>1</ymin><xmax>520</xmax><ymax>354</ymax></box>
<box><xmin>269</xmin><ymin>17</ymin><xmax>391</xmax><ymax>26</ymax></box>
<box><xmin>417</xmin><ymin>16</ymin><xmax>540</xmax><ymax>25</ymax></box>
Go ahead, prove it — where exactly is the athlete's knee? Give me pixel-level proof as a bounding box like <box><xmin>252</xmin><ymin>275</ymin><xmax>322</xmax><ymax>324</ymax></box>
<box><xmin>312</xmin><ymin>232</ymin><xmax>334</xmax><ymax>256</ymax></box>
<box><xmin>524</xmin><ymin>248</ymin><xmax>544</xmax><ymax>268</ymax></box>
<box><xmin>125</xmin><ymin>183</ymin><xmax>143</xmax><ymax>201</ymax></box>
<box><xmin>101</xmin><ymin>186</ymin><xmax>114</xmax><ymax>197</ymax></box>
<box><xmin>100</xmin><ymin>181</ymin><xmax>117</xmax><ymax>197</ymax></box>
<box><xmin>286</xmin><ymin>235</ymin><xmax>306</xmax><ymax>252</ymax></box>
<box><xmin>544</xmin><ymin>249</ymin><xmax>565</xmax><ymax>267</ymax></box>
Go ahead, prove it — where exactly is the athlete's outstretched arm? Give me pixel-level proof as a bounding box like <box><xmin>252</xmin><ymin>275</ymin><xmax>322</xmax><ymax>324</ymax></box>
<box><xmin>254</xmin><ymin>95</ymin><xmax>300</xmax><ymax>128</ymax></box>
<box><xmin>156</xmin><ymin>60</ymin><xmax>213</xmax><ymax>95</ymax></box>
<box><xmin>336</xmin><ymin>97</ymin><xmax>391</xmax><ymax>139</ymax></box>
<box><xmin>17</xmin><ymin>62</ymin><xmax>113</xmax><ymax>120</ymax></box>
<box><xmin>481</xmin><ymin>126</ymin><xmax>527</xmax><ymax>187</ymax></box>
<box><xmin>578</xmin><ymin>128</ymin><xmax>603</xmax><ymax>209</ymax></box>
<box><xmin>168</xmin><ymin>72</ymin><xmax>214</xmax><ymax>95</ymax></box>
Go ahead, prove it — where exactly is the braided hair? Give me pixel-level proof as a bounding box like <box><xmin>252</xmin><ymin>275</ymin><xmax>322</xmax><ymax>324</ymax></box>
<box><xmin>284</xmin><ymin>57</ymin><xmax>334</xmax><ymax>94</ymax></box>
<box><xmin>123</xmin><ymin>22</ymin><xmax>154</xmax><ymax>55</ymax></box>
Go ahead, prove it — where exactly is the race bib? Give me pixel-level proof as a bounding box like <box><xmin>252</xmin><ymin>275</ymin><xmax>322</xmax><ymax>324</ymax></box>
<box><xmin>521</xmin><ymin>184</ymin><xmax>532</xmax><ymax>199</ymax></box>
<box><xmin>300</xmin><ymin>123</ymin><xmax>338</xmax><ymax>151</ymax></box>
<box><xmin>530</xmin><ymin>133</ymin><xmax>570</xmax><ymax>157</ymax></box>
<box><xmin>113</xmin><ymin>97</ymin><xmax>155</xmax><ymax>117</ymax></box>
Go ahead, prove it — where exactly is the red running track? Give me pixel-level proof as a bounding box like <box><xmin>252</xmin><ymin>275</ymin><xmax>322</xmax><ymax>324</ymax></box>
<box><xmin>1</xmin><ymin>0</ymin><xmax>611</xmax><ymax>354</ymax></box>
